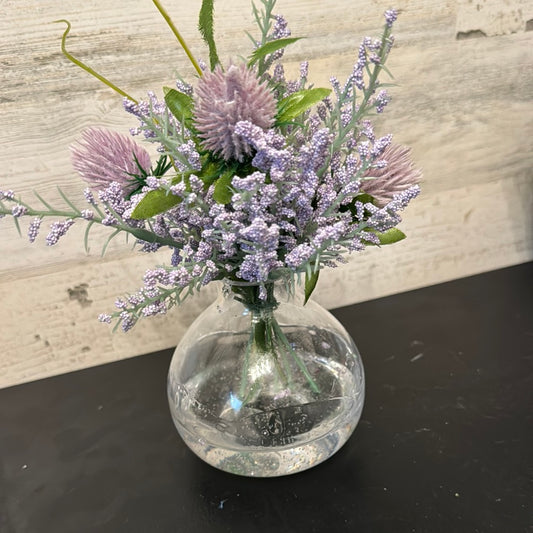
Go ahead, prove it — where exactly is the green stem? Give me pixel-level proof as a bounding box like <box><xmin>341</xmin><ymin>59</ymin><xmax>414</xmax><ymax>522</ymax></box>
<box><xmin>232</xmin><ymin>282</ymin><xmax>320</xmax><ymax>400</ymax></box>
<box><xmin>54</xmin><ymin>20</ymin><xmax>138</xmax><ymax>103</ymax></box>
<box><xmin>265</xmin><ymin>316</ymin><xmax>293</xmax><ymax>386</ymax></box>
<box><xmin>0</xmin><ymin>200</ymin><xmax>182</xmax><ymax>249</ymax></box>
<box><xmin>151</xmin><ymin>0</ymin><xmax>203</xmax><ymax>77</ymax></box>
<box><xmin>239</xmin><ymin>326</ymin><xmax>255</xmax><ymax>399</ymax></box>
<box><xmin>271</xmin><ymin>318</ymin><xmax>320</xmax><ymax>394</ymax></box>
<box><xmin>318</xmin><ymin>24</ymin><xmax>394</xmax><ymax>178</ymax></box>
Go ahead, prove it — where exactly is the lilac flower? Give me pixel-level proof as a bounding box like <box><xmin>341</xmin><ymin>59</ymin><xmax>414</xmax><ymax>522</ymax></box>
<box><xmin>194</xmin><ymin>64</ymin><xmax>277</xmax><ymax>161</ymax></box>
<box><xmin>237</xmin><ymin>250</ymin><xmax>282</xmax><ymax>283</ymax></box>
<box><xmin>285</xmin><ymin>243</ymin><xmax>314</xmax><ymax>269</ymax></box>
<box><xmin>84</xmin><ymin>188</ymin><xmax>97</xmax><ymax>206</ymax></box>
<box><xmin>27</xmin><ymin>217</ymin><xmax>42</xmax><ymax>243</ymax></box>
<box><xmin>0</xmin><ymin>190</ymin><xmax>15</xmax><ymax>201</ymax></box>
<box><xmin>271</xmin><ymin>14</ymin><xmax>291</xmax><ymax>40</ymax></box>
<box><xmin>46</xmin><ymin>219</ymin><xmax>75</xmax><ymax>246</ymax></box>
<box><xmin>71</xmin><ymin>128</ymin><xmax>151</xmax><ymax>195</ymax></box>
<box><xmin>361</xmin><ymin>144</ymin><xmax>422</xmax><ymax>207</ymax></box>
<box><xmin>11</xmin><ymin>205</ymin><xmax>27</xmax><ymax>217</ymax></box>
<box><xmin>375</xmin><ymin>90</ymin><xmax>390</xmax><ymax>113</ymax></box>
<box><xmin>384</xmin><ymin>9</ymin><xmax>398</xmax><ymax>28</ymax></box>
<box><xmin>124</xmin><ymin>92</ymin><xmax>179</xmax><ymax>142</ymax></box>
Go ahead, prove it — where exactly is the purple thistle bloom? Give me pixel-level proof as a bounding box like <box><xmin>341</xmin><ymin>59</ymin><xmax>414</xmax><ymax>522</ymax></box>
<box><xmin>71</xmin><ymin>128</ymin><xmax>151</xmax><ymax>196</ymax></box>
<box><xmin>194</xmin><ymin>64</ymin><xmax>277</xmax><ymax>162</ymax></box>
<box><xmin>361</xmin><ymin>144</ymin><xmax>422</xmax><ymax>207</ymax></box>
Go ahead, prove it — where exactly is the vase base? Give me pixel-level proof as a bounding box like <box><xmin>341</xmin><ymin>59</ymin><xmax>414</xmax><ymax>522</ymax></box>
<box><xmin>177</xmin><ymin>420</ymin><xmax>358</xmax><ymax>477</ymax></box>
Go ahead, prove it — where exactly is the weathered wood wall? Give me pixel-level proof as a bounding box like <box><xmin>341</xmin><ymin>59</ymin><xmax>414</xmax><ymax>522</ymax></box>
<box><xmin>1</xmin><ymin>0</ymin><xmax>532</xmax><ymax>388</ymax></box>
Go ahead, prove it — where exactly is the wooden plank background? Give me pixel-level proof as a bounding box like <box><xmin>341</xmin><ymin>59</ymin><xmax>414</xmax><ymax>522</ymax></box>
<box><xmin>1</xmin><ymin>0</ymin><xmax>532</xmax><ymax>388</ymax></box>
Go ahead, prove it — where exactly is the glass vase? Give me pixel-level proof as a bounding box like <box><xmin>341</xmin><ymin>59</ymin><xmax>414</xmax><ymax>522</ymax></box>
<box><xmin>167</xmin><ymin>276</ymin><xmax>365</xmax><ymax>477</ymax></box>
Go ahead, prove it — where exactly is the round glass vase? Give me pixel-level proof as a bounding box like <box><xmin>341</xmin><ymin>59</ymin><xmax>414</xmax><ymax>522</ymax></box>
<box><xmin>167</xmin><ymin>276</ymin><xmax>365</xmax><ymax>477</ymax></box>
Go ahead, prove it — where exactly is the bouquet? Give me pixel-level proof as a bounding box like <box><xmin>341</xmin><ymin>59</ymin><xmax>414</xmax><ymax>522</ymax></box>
<box><xmin>0</xmin><ymin>0</ymin><xmax>421</xmax><ymax>335</ymax></box>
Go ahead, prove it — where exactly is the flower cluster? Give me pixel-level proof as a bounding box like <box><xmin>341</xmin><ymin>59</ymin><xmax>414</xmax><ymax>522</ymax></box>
<box><xmin>0</xmin><ymin>0</ymin><xmax>421</xmax><ymax>331</ymax></box>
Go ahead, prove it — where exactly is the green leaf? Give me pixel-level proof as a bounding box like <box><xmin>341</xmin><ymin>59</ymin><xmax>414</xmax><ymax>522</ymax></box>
<box><xmin>197</xmin><ymin>160</ymin><xmax>223</xmax><ymax>188</ymax></box>
<box><xmin>277</xmin><ymin>87</ymin><xmax>331</xmax><ymax>123</ymax></box>
<box><xmin>365</xmin><ymin>228</ymin><xmax>406</xmax><ymax>246</ymax></box>
<box><xmin>354</xmin><ymin>193</ymin><xmax>375</xmax><ymax>205</ymax></box>
<box><xmin>304</xmin><ymin>270</ymin><xmax>319</xmax><ymax>305</ymax></box>
<box><xmin>248</xmin><ymin>37</ymin><xmax>301</xmax><ymax>66</ymax></box>
<box><xmin>198</xmin><ymin>0</ymin><xmax>220</xmax><ymax>70</ymax></box>
<box><xmin>213</xmin><ymin>171</ymin><xmax>234</xmax><ymax>204</ymax></box>
<box><xmin>130</xmin><ymin>188</ymin><xmax>182</xmax><ymax>220</ymax></box>
<box><xmin>163</xmin><ymin>87</ymin><xmax>193</xmax><ymax>123</ymax></box>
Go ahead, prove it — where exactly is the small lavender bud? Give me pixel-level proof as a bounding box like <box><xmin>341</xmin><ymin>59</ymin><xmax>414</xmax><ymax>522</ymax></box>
<box><xmin>300</xmin><ymin>61</ymin><xmax>309</xmax><ymax>80</ymax></box>
<box><xmin>98</xmin><ymin>314</ymin><xmax>112</xmax><ymax>324</ymax></box>
<box><xmin>384</xmin><ymin>9</ymin><xmax>398</xmax><ymax>28</ymax></box>
<box><xmin>11</xmin><ymin>205</ymin><xmax>27</xmax><ymax>217</ymax></box>
<box><xmin>145</xmin><ymin>176</ymin><xmax>160</xmax><ymax>189</ymax></box>
<box><xmin>0</xmin><ymin>190</ymin><xmax>15</xmax><ymax>201</ymax></box>
<box><xmin>101</xmin><ymin>215</ymin><xmax>118</xmax><ymax>226</ymax></box>
<box><xmin>46</xmin><ymin>219</ymin><xmax>74</xmax><ymax>246</ymax></box>
<box><xmin>84</xmin><ymin>188</ymin><xmax>97</xmax><ymax>206</ymax></box>
<box><xmin>27</xmin><ymin>217</ymin><xmax>42</xmax><ymax>243</ymax></box>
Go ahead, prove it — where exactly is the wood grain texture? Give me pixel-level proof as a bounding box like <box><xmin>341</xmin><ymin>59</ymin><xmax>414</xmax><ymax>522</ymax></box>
<box><xmin>1</xmin><ymin>0</ymin><xmax>532</xmax><ymax>388</ymax></box>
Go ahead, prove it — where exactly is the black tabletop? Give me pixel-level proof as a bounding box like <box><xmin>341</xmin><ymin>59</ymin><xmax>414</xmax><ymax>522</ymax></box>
<box><xmin>1</xmin><ymin>263</ymin><xmax>532</xmax><ymax>533</ymax></box>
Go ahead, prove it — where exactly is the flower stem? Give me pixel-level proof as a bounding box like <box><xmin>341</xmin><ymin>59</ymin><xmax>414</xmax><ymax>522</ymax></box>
<box><xmin>271</xmin><ymin>318</ymin><xmax>320</xmax><ymax>394</ymax></box>
<box><xmin>152</xmin><ymin>0</ymin><xmax>203</xmax><ymax>77</ymax></box>
<box><xmin>54</xmin><ymin>20</ymin><xmax>138</xmax><ymax>103</ymax></box>
<box><xmin>232</xmin><ymin>282</ymin><xmax>320</xmax><ymax>400</ymax></box>
<box><xmin>0</xmin><ymin>194</ymin><xmax>183</xmax><ymax>249</ymax></box>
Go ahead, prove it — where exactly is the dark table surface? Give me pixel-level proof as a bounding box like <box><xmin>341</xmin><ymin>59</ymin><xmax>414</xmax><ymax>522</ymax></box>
<box><xmin>1</xmin><ymin>263</ymin><xmax>532</xmax><ymax>533</ymax></box>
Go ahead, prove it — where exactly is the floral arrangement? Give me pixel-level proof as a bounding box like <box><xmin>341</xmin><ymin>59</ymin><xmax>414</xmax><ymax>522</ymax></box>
<box><xmin>0</xmin><ymin>0</ymin><xmax>420</xmax><ymax>333</ymax></box>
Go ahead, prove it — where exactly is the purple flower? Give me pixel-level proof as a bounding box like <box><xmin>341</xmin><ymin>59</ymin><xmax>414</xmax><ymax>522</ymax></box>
<box><xmin>11</xmin><ymin>205</ymin><xmax>27</xmax><ymax>217</ymax></box>
<box><xmin>285</xmin><ymin>243</ymin><xmax>314</xmax><ymax>269</ymax></box>
<box><xmin>384</xmin><ymin>9</ymin><xmax>398</xmax><ymax>28</ymax></box>
<box><xmin>46</xmin><ymin>219</ymin><xmax>75</xmax><ymax>246</ymax></box>
<box><xmin>71</xmin><ymin>128</ymin><xmax>151</xmax><ymax>195</ymax></box>
<box><xmin>27</xmin><ymin>217</ymin><xmax>42</xmax><ymax>243</ymax></box>
<box><xmin>194</xmin><ymin>64</ymin><xmax>277</xmax><ymax>162</ymax></box>
<box><xmin>361</xmin><ymin>144</ymin><xmax>422</xmax><ymax>207</ymax></box>
<box><xmin>0</xmin><ymin>190</ymin><xmax>15</xmax><ymax>201</ymax></box>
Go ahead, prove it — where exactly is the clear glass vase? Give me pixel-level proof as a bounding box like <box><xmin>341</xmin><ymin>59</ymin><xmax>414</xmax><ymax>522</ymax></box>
<box><xmin>167</xmin><ymin>276</ymin><xmax>365</xmax><ymax>477</ymax></box>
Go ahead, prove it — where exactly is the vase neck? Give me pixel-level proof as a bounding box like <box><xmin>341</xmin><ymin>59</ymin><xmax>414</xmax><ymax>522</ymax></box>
<box><xmin>221</xmin><ymin>276</ymin><xmax>297</xmax><ymax>311</ymax></box>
